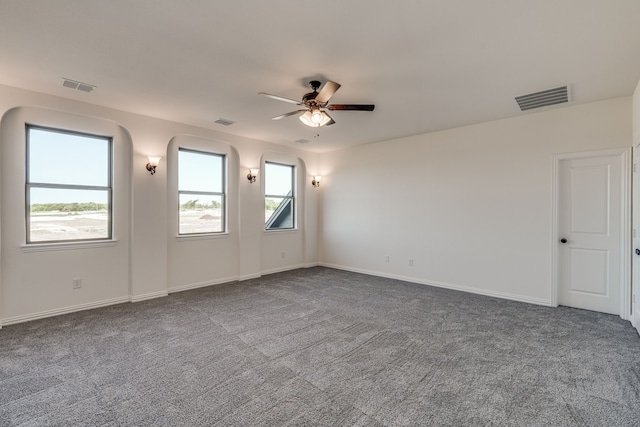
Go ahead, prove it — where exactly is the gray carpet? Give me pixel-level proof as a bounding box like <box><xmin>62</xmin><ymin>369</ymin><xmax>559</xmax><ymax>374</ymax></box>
<box><xmin>1</xmin><ymin>267</ymin><xmax>639</xmax><ymax>426</ymax></box>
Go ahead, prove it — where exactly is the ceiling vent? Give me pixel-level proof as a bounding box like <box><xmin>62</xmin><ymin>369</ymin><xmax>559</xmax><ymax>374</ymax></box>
<box><xmin>295</xmin><ymin>138</ymin><xmax>310</xmax><ymax>144</ymax></box>
<box><xmin>515</xmin><ymin>86</ymin><xmax>569</xmax><ymax>111</ymax></box>
<box><xmin>214</xmin><ymin>118</ymin><xmax>236</xmax><ymax>126</ymax></box>
<box><xmin>61</xmin><ymin>78</ymin><xmax>96</xmax><ymax>93</ymax></box>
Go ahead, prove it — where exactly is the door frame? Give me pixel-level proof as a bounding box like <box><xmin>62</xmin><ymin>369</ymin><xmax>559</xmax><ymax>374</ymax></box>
<box><xmin>551</xmin><ymin>147</ymin><xmax>632</xmax><ymax>320</ymax></box>
<box><xmin>632</xmin><ymin>141</ymin><xmax>640</xmax><ymax>333</ymax></box>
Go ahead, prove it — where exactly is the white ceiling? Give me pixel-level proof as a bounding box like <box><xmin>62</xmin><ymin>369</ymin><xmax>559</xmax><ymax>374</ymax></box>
<box><xmin>1</xmin><ymin>0</ymin><xmax>639</xmax><ymax>153</ymax></box>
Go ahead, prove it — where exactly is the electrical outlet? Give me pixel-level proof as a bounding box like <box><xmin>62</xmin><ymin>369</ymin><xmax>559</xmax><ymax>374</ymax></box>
<box><xmin>385</xmin><ymin>255</ymin><xmax>390</xmax><ymax>262</ymax></box>
<box><xmin>281</xmin><ymin>252</ymin><xmax>285</xmax><ymax>259</ymax></box>
<box><xmin>409</xmin><ymin>259</ymin><xmax>414</xmax><ymax>267</ymax></box>
<box><xmin>72</xmin><ymin>278</ymin><xmax>82</xmax><ymax>289</ymax></box>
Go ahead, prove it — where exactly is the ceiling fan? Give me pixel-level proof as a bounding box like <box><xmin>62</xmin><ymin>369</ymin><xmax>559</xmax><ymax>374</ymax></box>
<box><xmin>259</xmin><ymin>80</ymin><xmax>375</xmax><ymax>127</ymax></box>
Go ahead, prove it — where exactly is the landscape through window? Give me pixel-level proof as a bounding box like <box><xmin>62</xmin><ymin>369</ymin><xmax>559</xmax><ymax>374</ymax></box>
<box><xmin>26</xmin><ymin>126</ymin><xmax>112</xmax><ymax>243</ymax></box>
<box><xmin>178</xmin><ymin>148</ymin><xmax>226</xmax><ymax>234</ymax></box>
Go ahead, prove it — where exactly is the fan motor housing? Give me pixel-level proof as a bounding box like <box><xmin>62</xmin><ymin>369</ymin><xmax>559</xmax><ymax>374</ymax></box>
<box><xmin>302</xmin><ymin>80</ymin><xmax>322</xmax><ymax>105</ymax></box>
<box><xmin>302</xmin><ymin>91</ymin><xmax>318</xmax><ymax>104</ymax></box>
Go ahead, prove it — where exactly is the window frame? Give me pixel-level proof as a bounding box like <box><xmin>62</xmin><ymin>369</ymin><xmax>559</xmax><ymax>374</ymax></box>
<box><xmin>264</xmin><ymin>161</ymin><xmax>296</xmax><ymax>231</ymax></box>
<box><xmin>25</xmin><ymin>124</ymin><xmax>113</xmax><ymax>244</ymax></box>
<box><xmin>177</xmin><ymin>147</ymin><xmax>227</xmax><ymax>236</ymax></box>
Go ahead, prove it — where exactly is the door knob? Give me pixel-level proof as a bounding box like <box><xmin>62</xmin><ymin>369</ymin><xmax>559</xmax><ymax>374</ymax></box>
<box><xmin>636</xmin><ymin>248</ymin><xmax>640</xmax><ymax>256</ymax></box>
<box><xmin>560</xmin><ymin>238</ymin><xmax>568</xmax><ymax>244</ymax></box>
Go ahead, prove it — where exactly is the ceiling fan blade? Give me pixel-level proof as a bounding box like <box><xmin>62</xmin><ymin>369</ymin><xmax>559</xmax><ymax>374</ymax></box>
<box><xmin>272</xmin><ymin>110</ymin><xmax>306</xmax><ymax>120</ymax></box>
<box><xmin>315</xmin><ymin>81</ymin><xmax>341</xmax><ymax>104</ymax></box>
<box><xmin>327</xmin><ymin>104</ymin><xmax>375</xmax><ymax>111</ymax></box>
<box><xmin>259</xmin><ymin>92</ymin><xmax>302</xmax><ymax>105</ymax></box>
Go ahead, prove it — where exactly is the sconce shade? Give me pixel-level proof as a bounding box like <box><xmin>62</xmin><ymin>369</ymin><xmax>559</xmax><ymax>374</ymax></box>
<box><xmin>312</xmin><ymin>175</ymin><xmax>322</xmax><ymax>187</ymax></box>
<box><xmin>146</xmin><ymin>156</ymin><xmax>161</xmax><ymax>175</ymax></box>
<box><xmin>247</xmin><ymin>168</ymin><xmax>258</xmax><ymax>183</ymax></box>
<box><xmin>148</xmin><ymin>156</ymin><xmax>161</xmax><ymax>166</ymax></box>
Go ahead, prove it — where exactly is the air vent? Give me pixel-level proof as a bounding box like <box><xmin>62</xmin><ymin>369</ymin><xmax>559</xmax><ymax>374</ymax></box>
<box><xmin>61</xmin><ymin>78</ymin><xmax>96</xmax><ymax>93</ymax></box>
<box><xmin>295</xmin><ymin>138</ymin><xmax>310</xmax><ymax>144</ymax></box>
<box><xmin>214</xmin><ymin>118</ymin><xmax>236</xmax><ymax>126</ymax></box>
<box><xmin>515</xmin><ymin>86</ymin><xmax>568</xmax><ymax>111</ymax></box>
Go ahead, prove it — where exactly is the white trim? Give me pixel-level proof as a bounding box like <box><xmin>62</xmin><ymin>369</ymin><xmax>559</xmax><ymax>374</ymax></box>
<box><xmin>320</xmin><ymin>263</ymin><xmax>552</xmax><ymax>307</ymax></box>
<box><xmin>1</xmin><ymin>296</ymin><xmax>129</xmax><ymax>326</ymax></box>
<box><xmin>168</xmin><ymin>276</ymin><xmax>237</xmax><ymax>293</ymax></box>
<box><xmin>21</xmin><ymin>240</ymin><xmax>118</xmax><ymax>252</ymax></box>
<box><xmin>176</xmin><ymin>233</ymin><xmax>229</xmax><ymax>242</ymax></box>
<box><xmin>238</xmin><ymin>273</ymin><xmax>262</xmax><ymax>281</ymax></box>
<box><xmin>551</xmin><ymin>147</ymin><xmax>632</xmax><ymax>320</ymax></box>
<box><xmin>261</xmin><ymin>263</ymin><xmax>308</xmax><ymax>276</ymax></box>
<box><xmin>263</xmin><ymin>229</ymin><xmax>299</xmax><ymax>235</ymax></box>
<box><xmin>130</xmin><ymin>290</ymin><xmax>168</xmax><ymax>302</ymax></box>
<box><xmin>632</xmin><ymin>140</ymin><xmax>640</xmax><ymax>335</ymax></box>
<box><xmin>551</xmin><ymin>155</ymin><xmax>560</xmax><ymax>307</ymax></box>
<box><xmin>553</xmin><ymin>147</ymin><xmax>632</xmax><ymax>160</ymax></box>
<box><xmin>621</xmin><ymin>148</ymin><xmax>632</xmax><ymax>320</ymax></box>
<box><xmin>0</xmin><ymin>265</ymin><xmax>556</xmax><ymax>327</ymax></box>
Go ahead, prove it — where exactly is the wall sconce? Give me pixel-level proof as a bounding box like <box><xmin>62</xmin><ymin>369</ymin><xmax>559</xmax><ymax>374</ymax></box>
<box><xmin>146</xmin><ymin>156</ymin><xmax>161</xmax><ymax>175</ymax></box>
<box><xmin>312</xmin><ymin>176</ymin><xmax>322</xmax><ymax>188</ymax></box>
<box><xmin>247</xmin><ymin>169</ymin><xmax>258</xmax><ymax>183</ymax></box>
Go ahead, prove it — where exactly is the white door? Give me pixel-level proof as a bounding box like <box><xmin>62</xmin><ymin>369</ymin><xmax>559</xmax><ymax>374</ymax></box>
<box><xmin>557</xmin><ymin>150</ymin><xmax>628</xmax><ymax>315</ymax></box>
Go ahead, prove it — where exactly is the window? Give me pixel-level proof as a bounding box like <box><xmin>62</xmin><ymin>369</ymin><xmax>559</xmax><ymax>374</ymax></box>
<box><xmin>26</xmin><ymin>125</ymin><xmax>112</xmax><ymax>243</ymax></box>
<box><xmin>178</xmin><ymin>148</ymin><xmax>225</xmax><ymax>234</ymax></box>
<box><xmin>265</xmin><ymin>162</ymin><xmax>295</xmax><ymax>230</ymax></box>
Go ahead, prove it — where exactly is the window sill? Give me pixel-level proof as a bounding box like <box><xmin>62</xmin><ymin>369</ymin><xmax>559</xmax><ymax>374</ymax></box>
<box><xmin>176</xmin><ymin>233</ymin><xmax>229</xmax><ymax>242</ymax></box>
<box><xmin>263</xmin><ymin>228</ymin><xmax>298</xmax><ymax>235</ymax></box>
<box><xmin>21</xmin><ymin>240</ymin><xmax>118</xmax><ymax>253</ymax></box>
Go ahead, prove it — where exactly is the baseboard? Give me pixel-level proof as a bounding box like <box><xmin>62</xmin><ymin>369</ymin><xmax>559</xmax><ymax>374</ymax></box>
<box><xmin>320</xmin><ymin>263</ymin><xmax>552</xmax><ymax>307</ymax></box>
<box><xmin>168</xmin><ymin>276</ymin><xmax>238</xmax><ymax>294</ymax></box>
<box><xmin>261</xmin><ymin>263</ymin><xmax>308</xmax><ymax>276</ymax></box>
<box><xmin>171</xmin><ymin>263</ymin><xmax>320</xmax><ymax>287</ymax></box>
<box><xmin>2</xmin><ymin>264</ymin><xmax>550</xmax><ymax>327</ymax></box>
<box><xmin>1</xmin><ymin>296</ymin><xmax>130</xmax><ymax>326</ymax></box>
<box><xmin>130</xmin><ymin>290</ymin><xmax>168</xmax><ymax>303</ymax></box>
<box><xmin>632</xmin><ymin>312</ymin><xmax>640</xmax><ymax>335</ymax></box>
<box><xmin>238</xmin><ymin>273</ymin><xmax>262</xmax><ymax>281</ymax></box>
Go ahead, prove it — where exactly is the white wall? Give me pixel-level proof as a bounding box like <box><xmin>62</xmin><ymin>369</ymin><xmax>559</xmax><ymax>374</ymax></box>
<box><xmin>0</xmin><ymin>84</ymin><xmax>320</xmax><ymax>325</ymax></box>
<box><xmin>319</xmin><ymin>97</ymin><xmax>632</xmax><ymax>305</ymax></box>
<box><xmin>0</xmin><ymin>81</ymin><xmax>633</xmax><ymax>325</ymax></box>
<box><xmin>166</xmin><ymin>135</ymin><xmax>241</xmax><ymax>292</ymax></box>
<box><xmin>1</xmin><ymin>107</ymin><xmax>132</xmax><ymax>322</ymax></box>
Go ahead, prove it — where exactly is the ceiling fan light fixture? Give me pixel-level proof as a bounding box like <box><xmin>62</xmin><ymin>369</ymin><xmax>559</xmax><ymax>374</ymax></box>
<box><xmin>311</xmin><ymin>109</ymin><xmax>324</xmax><ymax>124</ymax></box>
<box><xmin>319</xmin><ymin>111</ymin><xmax>332</xmax><ymax>126</ymax></box>
<box><xmin>299</xmin><ymin>111</ymin><xmax>316</xmax><ymax>127</ymax></box>
<box><xmin>300</xmin><ymin>109</ymin><xmax>332</xmax><ymax>127</ymax></box>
